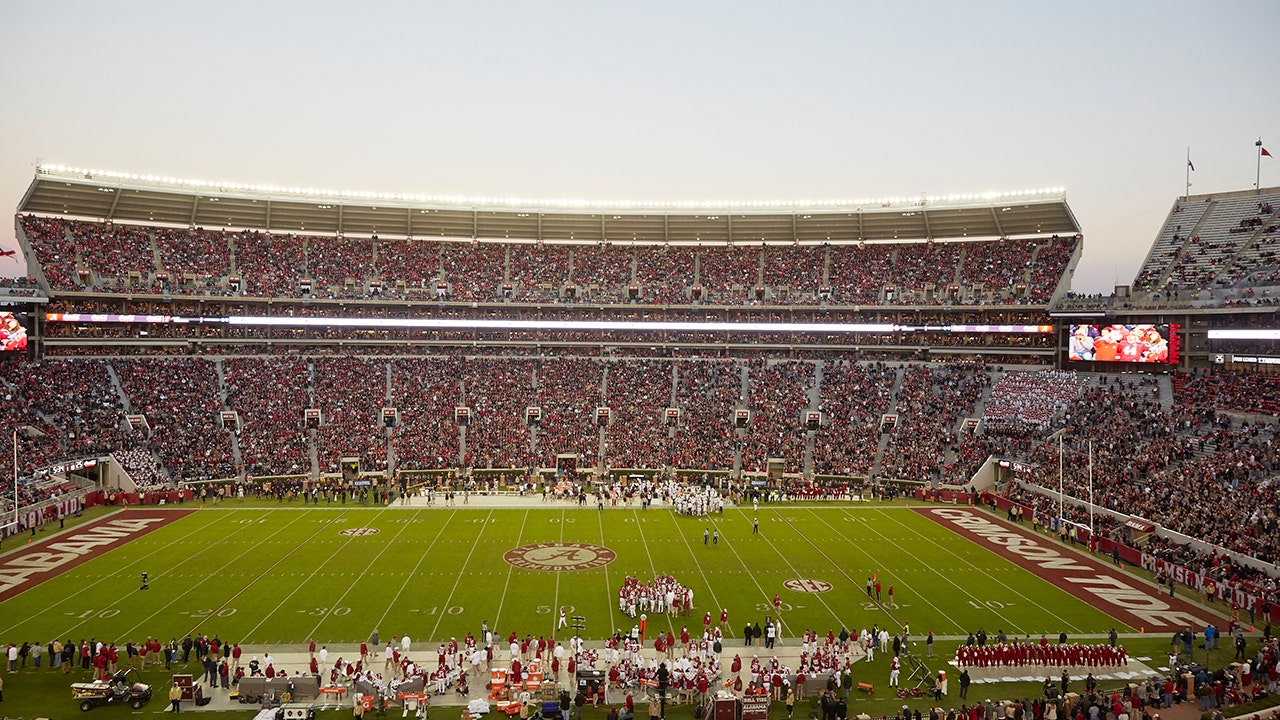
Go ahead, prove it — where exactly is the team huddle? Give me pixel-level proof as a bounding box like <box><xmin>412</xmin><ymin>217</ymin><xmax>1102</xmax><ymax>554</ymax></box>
<box><xmin>618</xmin><ymin>574</ymin><xmax>696</xmax><ymax>619</ymax></box>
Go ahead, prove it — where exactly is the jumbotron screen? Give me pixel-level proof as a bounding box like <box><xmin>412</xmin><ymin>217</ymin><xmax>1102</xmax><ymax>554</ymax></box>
<box><xmin>0</xmin><ymin>310</ymin><xmax>29</xmax><ymax>353</ymax></box>
<box><xmin>1068</xmin><ymin>323</ymin><xmax>1180</xmax><ymax>364</ymax></box>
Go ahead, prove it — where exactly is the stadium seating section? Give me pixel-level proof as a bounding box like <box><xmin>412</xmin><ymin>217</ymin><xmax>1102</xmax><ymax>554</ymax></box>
<box><xmin>20</xmin><ymin>216</ymin><xmax>1079</xmax><ymax>306</ymax></box>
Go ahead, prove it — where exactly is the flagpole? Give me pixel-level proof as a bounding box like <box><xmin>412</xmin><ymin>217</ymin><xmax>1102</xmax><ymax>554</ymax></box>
<box><xmin>12</xmin><ymin>428</ymin><xmax>17</xmax><ymax>533</ymax></box>
<box><xmin>1185</xmin><ymin>147</ymin><xmax>1191</xmax><ymax>201</ymax></box>
<box><xmin>1258</xmin><ymin>138</ymin><xmax>1264</xmax><ymax>196</ymax></box>
<box><xmin>1088</xmin><ymin>440</ymin><xmax>1094</xmax><ymax>542</ymax></box>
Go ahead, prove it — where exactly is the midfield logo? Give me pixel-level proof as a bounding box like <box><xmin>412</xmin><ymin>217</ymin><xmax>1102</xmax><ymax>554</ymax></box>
<box><xmin>504</xmin><ymin>542</ymin><xmax>617</xmax><ymax>572</ymax></box>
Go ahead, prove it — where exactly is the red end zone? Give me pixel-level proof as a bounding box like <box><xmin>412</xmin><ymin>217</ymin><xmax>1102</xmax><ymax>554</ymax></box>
<box><xmin>915</xmin><ymin>506</ymin><xmax>1213</xmax><ymax>632</ymax></box>
<box><xmin>0</xmin><ymin>508</ymin><xmax>192</xmax><ymax>603</ymax></box>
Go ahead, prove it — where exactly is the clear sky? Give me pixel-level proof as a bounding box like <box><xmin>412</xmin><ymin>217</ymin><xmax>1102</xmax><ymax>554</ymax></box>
<box><xmin>1</xmin><ymin>0</ymin><xmax>1276</xmax><ymax>293</ymax></box>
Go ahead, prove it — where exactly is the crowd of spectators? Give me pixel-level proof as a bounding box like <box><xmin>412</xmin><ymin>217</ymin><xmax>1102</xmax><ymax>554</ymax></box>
<box><xmin>232</xmin><ymin>231</ymin><xmax>307</xmax><ymax>298</ymax></box>
<box><xmin>113</xmin><ymin>358</ymin><xmax>233</xmax><ymax>482</ymax></box>
<box><xmin>508</xmin><ymin>243</ymin><xmax>571</xmax><ymax>301</ymax></box>
<box><xmin>440</xmin><ymin>242</ymin><xmax>507</xmax><ymax>302</ymax></box>
<box><xmin>0</xmin><ymin>277</ymin><xmax>42</xmax><ymax>296</ymax></box>
<box><xmin>18</xmin><ymin>214</ymin><xmax>1081</xmax><ymax>307</ymax></box>
<box><xmin>983</xmin><ymin>370</ymin><xmax>1084</xmax><ymax>428</ymax></box>
<box><xmin>223</xmin><ymin>357</ymin><xmax>312</xmax><ymax>477</ymax></box>
<box><xmin>827</xmin><ymin>243</ymin><xmax>897</xmax><ymax>304</ymax></box>
<box><xmin>811</xmin><ymin>362</ymin><xmax>895</xmax><ymax>476</ymax></box>
<box><xmin>602</xmin><ymin>360</ymin><xmax>674</xmax><ymax>469</ymax></box>
<box><xmin>1175</xmin><ymin>369</ymin><xmax>1280</xmax><ymax>417</ymax></box>
<box><xmin>72</xmin><ymin>222</ymin><xmax>154</xmax><ymax>288</ymax></box>
<box><xmin>461</xmin><ymin>358</ymin><xmax>536</xmax><ymax>469</ymax></box>
<box><xmin>22</xmin><ymin>215</ymin><xmax>82</xmax><ymax>290</ymax></box>
<box><xmin>389</xmin><ymin>357</ymin><xmax>463</xmax><ymax>472</ymax></box>
<box><xmin>740</xmin><ymin>360</ymin><xmax>812</xmax><ymax>474</ymax></box>
<box><xmin>305</xmin><ymin>236</ymin><xmax>377</xmax><ymax>293</ymax></box>
<box><xmin>891</xmin><ymin>242</ymin><xmax>963</xmax><ymax>295</ymax></box>
<box><xmin>993</xmin><ymin>371</ymin><xmax>1279</xmax><ymax>580</ymax></box>
<box><xmin>632</xmin><ymin>246</ymin><xmax>696</xmax><ymax>304</ymax></box>
<box><xmin>763</xmin><ymin>244</ymin><xmax>824</xmax><ymax>301</ymax></box>
<box><xmin>698</xmin><ymin>246</ymin><xmax>761</xmax><ymax>301</ymax></box>
<box><xmin>373</xmin><ymin>237</ymin><xmax>441</xmax><ymax>290</ymax></box>
<box><xmin>312</xmin><ymin>357</ymin><xmax>388</xmax><ymax>475</ymax></box>
<box><xmin>568</xmin><ymin>244</ymin><xmax>630</xmax><ymax>303</ymax></box>
<box><xmin>531</xmin><ymin>358</ymin><xmax>603</xmax><ymax>467</ymax></box>
<box><xmin>154</xmin><ymin>227</ymin><xmax>233</xmax><ymax>294</ymax></box>
<box><xmin>669</xmin><ymin>361</ymin><xmax>740</xmax><ymax>471</ymax></box>
<box><xmin>880</xmin><ymin>363</ymin><xmax>989</xmax><ymax>483</ymax></box>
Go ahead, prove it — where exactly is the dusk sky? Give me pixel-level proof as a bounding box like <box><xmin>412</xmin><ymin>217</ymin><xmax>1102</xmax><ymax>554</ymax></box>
<box><xmin>1</xmin><ymin>1</ymin><xmax>1276</xmax><ymax>293</ymax></box>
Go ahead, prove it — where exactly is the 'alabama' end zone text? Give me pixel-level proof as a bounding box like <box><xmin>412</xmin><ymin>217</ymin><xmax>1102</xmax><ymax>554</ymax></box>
<box><xmin>0</xmin><ymin>509</ymin><xmax>191</xmax><ymax>602</ymax></box>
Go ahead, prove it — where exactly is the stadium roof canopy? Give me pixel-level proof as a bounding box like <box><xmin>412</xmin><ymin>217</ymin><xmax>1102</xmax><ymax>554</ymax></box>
<box><xmin>19</xmin><ymin>165</ymin><xmax>1081</xmax><ymax>245</ymax></box>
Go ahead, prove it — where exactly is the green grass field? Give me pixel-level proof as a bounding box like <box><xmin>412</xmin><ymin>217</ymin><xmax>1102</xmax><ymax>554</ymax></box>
<box><xmin>0</xmin><ymin>502</ymin><xmax>1129</xmax><ymax>648</ymax></box>
<box><xmin>1</xmin><ymin>499</ymin><xmax>1251</xmax><ymax>719</ymax></box>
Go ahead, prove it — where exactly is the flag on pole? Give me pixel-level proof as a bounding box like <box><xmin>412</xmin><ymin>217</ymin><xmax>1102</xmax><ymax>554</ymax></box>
<box><xmin>1187</xmin><ymin>158</ymin><xmax>1195</xmax><ymax>171</ymax></box>
<box><xmin>1263</xmin><ymin>147</ymin><xmax>1274</xmax><ymax>158</ymax></box>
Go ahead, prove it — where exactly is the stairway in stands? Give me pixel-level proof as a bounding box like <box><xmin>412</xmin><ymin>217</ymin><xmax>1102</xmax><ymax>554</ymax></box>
<box><xmin>213</xmin><ymin>359</ymin><xmax>243</xmax><ymax>474</ymax></box>
<box><xmin>802</xmin><ymin>361</ymin><xmax>825</xmax><ymax>478</ymax></box>
<box><xmin>870</xmin><ymin>366</ymin><xmax>906</xmax><ymax>478</ymax></box>
<box><xmin>306</xmin><ymin>361</ymin><xmax>319</xmax><ymax>479</ymax></box>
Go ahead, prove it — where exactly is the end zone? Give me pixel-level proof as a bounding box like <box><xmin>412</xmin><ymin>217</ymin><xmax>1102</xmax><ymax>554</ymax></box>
<box><xmin>0</xmin><ymin>508</ymin><xmax>192</xmax><ymax>603</ymax></box>
<box><xmin>916</xmin><ymin>506</ymin><xmax>1213</xmax><ymax>632</ymax></box>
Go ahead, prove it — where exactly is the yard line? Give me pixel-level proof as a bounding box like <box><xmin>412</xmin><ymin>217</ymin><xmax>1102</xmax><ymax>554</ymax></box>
<box><xmin>876</xmin><ymin>507</ymin><xmax>1083</xmax><ymax>634</ymax></box>
<box><xmin>237</xmin><ymin>507</ymin><xmax>407</xmax><ymax>642</ymax></box>
<box><xmin>705</xmin><ymin>510</ymin><xmax>779</xmax><ymax>630</ymax></box>
<box><xmin>661</xmin><ymin>512</ymin><xmax>723</xmax><ymax>624</ymax></box>
<box><xmin>743</xmin><ymin>511</ymin><xmax>844</xmax><ymax>638</ymax></box>
<box><xmin>0</xmin><ymin>510</ymin><xmax>230</xmax><ymax>637</ymax></box>
<box><xmin>797</xmin><ymin>508</ymin><xmax>967</xmax><ymax>634</ymax></box>
<box><xmin>452</xmin><ymin>508</ymin><xmax>509</xmax><ymax>642</ymax></box>
<box><xmin>130</xmin><ymin>509</ymin><xmax>333</xmax><ymax>641</ymax></box>
<box><xmin>372</xmin><ymin>510</ymin><xmax>458</xmax><ymax>636</ymax></box>
<box><xmin>305</xmin><ymin>508</ymin><xmax>424</xmax><ymax>639</ymax></box>
<box><xmin>595</xmin><ymin>505</ymin><xmax>616</xmax><ymax>640</ymax></box>
<box><xmin>629</xmin><ymin>508</ymin><xmax>677</xmax><ymax>639</ymax></box>
<box><xmin>550</xmin><ymin>507</ymin><xmax>565</xmax><ymax>637</ymax></box>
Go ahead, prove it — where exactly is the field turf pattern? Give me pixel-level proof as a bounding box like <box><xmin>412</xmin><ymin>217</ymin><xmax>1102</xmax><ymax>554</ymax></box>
<box><xmin>1</xmin><ymin>502</ymin><xmax>1128</xmax><ymax>648</ymax></box>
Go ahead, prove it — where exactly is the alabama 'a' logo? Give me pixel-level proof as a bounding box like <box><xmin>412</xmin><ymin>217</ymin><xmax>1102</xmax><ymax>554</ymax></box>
<box><xmin>504</xmin><ymin>543</ymin><xmax>617</xmax><ymax>572</ymax></box>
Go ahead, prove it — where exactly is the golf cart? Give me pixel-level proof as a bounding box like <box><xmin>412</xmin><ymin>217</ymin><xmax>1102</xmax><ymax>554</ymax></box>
<box><xmin>71</xmin><ymin>668</ymin><xmax>153</xmax><ymax>711</ymax></box>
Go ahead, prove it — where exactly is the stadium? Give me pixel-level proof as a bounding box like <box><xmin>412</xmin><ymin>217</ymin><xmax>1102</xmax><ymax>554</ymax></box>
<box><xmin>0</xmin><ymin>160</ymin><xmax>1277</xmax><ymax>719</ymax></box>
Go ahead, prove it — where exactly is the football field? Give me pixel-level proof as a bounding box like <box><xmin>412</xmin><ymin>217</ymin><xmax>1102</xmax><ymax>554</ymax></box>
<box><xmin>0</xmin><ymin>500</ymin><xmax>1134</xmax><ymax>648</ymax></box>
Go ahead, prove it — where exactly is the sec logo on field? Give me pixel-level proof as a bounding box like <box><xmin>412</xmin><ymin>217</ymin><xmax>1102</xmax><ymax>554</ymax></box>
<box><xmin>783</xmin><ymin>578</ymin><xmax>832</xmax><ymax>593</ymax></box>
<box><xmin>505</xmin><ymin>543</ymin><xmax>617</xmax><ymax>572</ymax></box>
<box><xmin>339</xmin><ymin>527</ymin><xmax>381</xmax><ymax>537</ymax></box>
